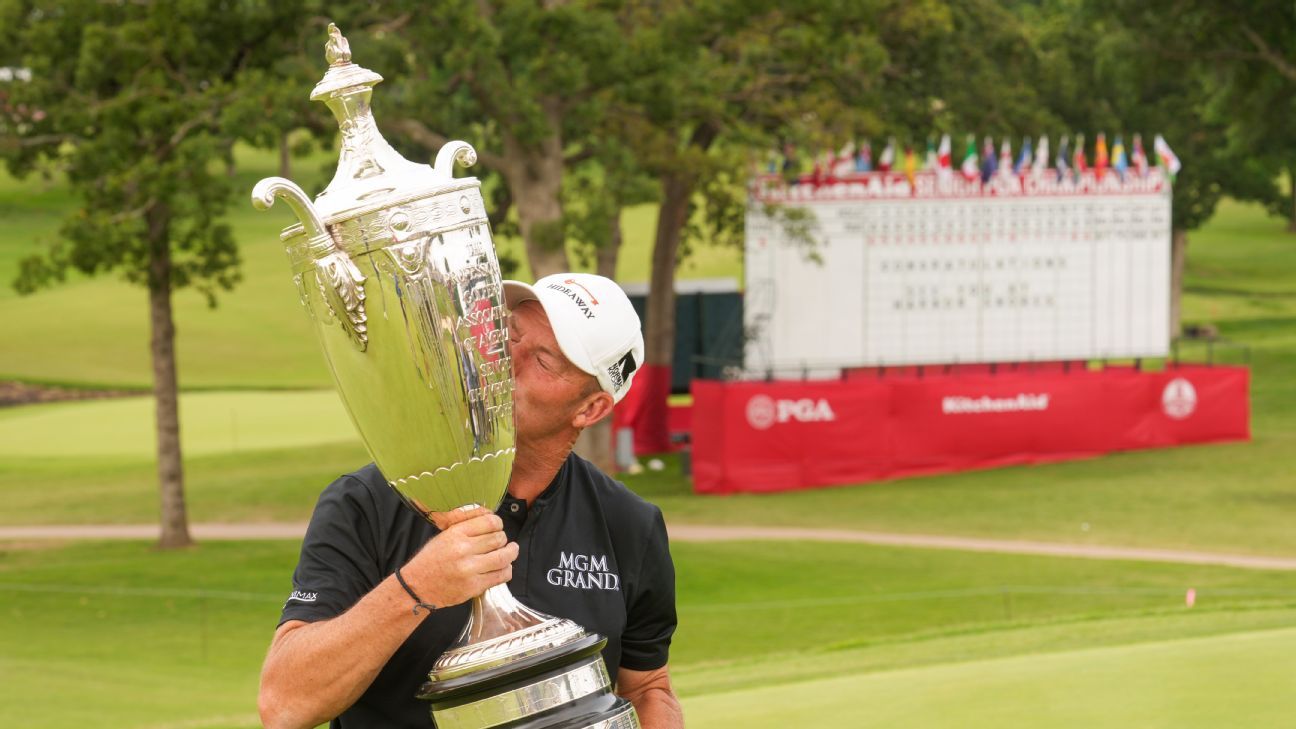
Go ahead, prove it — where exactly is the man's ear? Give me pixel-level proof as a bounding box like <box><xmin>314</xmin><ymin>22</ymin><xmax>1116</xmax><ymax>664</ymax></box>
<box><xmin>571</xmin><ymin>391</ymin><xmax>615</xmax><ymax>430</ymax></box>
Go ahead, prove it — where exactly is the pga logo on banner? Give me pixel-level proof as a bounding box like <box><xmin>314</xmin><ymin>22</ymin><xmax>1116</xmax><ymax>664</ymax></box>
<box><xmin>746</xmin><ymin>394</ymin><xmax>836</xmax><ymax>430</ymax></box>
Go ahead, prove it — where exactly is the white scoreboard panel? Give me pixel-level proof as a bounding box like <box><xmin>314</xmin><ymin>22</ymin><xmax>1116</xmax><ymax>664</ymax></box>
<box><xmin>744</xmin><ymin>171</ymin><xmax>1171</xmax><ymax>373</ymax></box>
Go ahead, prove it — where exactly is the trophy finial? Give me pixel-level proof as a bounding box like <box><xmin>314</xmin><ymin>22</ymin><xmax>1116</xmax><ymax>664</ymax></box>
<box><xmin>325</xmin><ymin>23</ymin><xmax>351</xmax><ymax>66</ymax></box>
<box><xmin>310</xmin><ymin>24</ymin><xmax>382</xmax><ymax>102</ymax></box>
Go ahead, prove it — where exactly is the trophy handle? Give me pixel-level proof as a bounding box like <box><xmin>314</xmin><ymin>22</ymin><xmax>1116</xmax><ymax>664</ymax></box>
<box><xmin>252</xmin><ymin>176</ymin><xmax>369</xmax><ymax>351</ymax></box>
<box><xmin>251</xmin><ymin>177</ymin><xmax>331</xmax><ymax>244</ymax></box>
<box><xmin>433</xmin><ymin>141</ymin><xmax>477</xmax><ymax>180</ymax></box>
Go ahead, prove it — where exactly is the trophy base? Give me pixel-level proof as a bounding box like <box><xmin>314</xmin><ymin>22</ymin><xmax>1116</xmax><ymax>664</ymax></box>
<box><xmin>418</xmin><ymin>633</ymin><xmax>640</xmax><ymax>729</ymax></box>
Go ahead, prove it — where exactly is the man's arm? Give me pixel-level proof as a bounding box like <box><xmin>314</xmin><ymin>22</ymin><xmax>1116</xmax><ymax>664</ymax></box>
<box><xmin>617</xmin><ymin>665</ymin><xmax>683</xmax><ymax>729</ymax></box>
<box><xmin>258</xmin><ymin>510</ymin><xmax>517</xmax><ymax>729</ymax></box>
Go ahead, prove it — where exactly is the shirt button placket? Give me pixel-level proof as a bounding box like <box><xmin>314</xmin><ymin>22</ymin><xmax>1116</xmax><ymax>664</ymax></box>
<box><xmin>512</xmin><ymin>504</ymin><xmax>542</xmax><ymax>599</ymax></box>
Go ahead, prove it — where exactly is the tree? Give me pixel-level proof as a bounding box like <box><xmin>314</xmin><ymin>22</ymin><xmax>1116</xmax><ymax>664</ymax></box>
<box><xmin>0</xmin><ymin>0</ymin><xmax>307</xmax><ymax>547</ymax></box>
<box><xmin>1165</xmin><ymin>1</ymin><xmax>1296</xmax><ymax>230</ymax></box>
<box><xmin>317</xmin><ymin>2</ymin><xmax>635</xmax><ymax>280</ymax></box>
<box><xmin>597</xmin><ymin>0</ymin><xmax>883</xmax><ymax>447</ymax></box>
<box><xmin>1210</xmin><ymin>72</ymin><xmax>1296</xmax><ymax>231</ymax></box>
<box><xmin>612</xmin><ymin>0</ymin><xmax>1059</xmax><ymax>448</ymax></box>
<box><xmin>1063</xmin><ymin>0</ymin><xmax>1286</xmax><ymax>333</ymax></box>
<box><xmin>882</xmin><ymin>0</ymin><xmax>1061</xmax><ymax>137</ymax></box>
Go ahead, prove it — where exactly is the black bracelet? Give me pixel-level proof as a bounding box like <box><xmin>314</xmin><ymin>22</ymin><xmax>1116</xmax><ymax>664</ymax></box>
<box><xmin>394</xmin><ymin>567</ymin><xmax>436</xmax><ymax>616</ymax></box>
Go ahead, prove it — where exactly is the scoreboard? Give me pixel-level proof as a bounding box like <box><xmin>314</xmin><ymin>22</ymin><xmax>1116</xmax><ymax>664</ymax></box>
<box><xmin>744</xmin><ymin>170</ymin><xmax>1172</xmax><ymax>374</ymax></box>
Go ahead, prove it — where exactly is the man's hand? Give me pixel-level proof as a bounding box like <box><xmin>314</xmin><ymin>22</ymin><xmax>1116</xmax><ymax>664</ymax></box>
<box><xmin>404</xmin><ymin>507</ymin><xmax>519</xmax><ymax>608</ymax></box>
<box><xmin>258</xmin><ymin>507</ymin><xmax>519</xmax><ymax>729</ymax></box>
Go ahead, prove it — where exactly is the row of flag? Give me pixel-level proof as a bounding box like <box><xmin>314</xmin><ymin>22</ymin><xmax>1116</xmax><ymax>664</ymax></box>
<box><xmin>774</xmin><ymin>133</ymin><xmax>1182</xmax><ymax>184</ymax></box>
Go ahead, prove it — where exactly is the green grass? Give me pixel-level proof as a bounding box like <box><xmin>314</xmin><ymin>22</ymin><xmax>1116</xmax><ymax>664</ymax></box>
<box><xmin>3</xmin><ymin>392</ymin><xmax>1292</xmax><ymax>556</ymax></box>
<box><xmin>0</xmin><ymin>390</ymin><xmax>355</xmax><ymax>458</ymax></box>
<box><xmin>626</xmin><ymin>438</ymin><xmax>1296</xmax><ymax>556</ymax></box>
<box><xmin>0</xmin><ymin>442</ymin><xmax>369</xmax><ymax>526</ymax></box>
<box><xmin>1184</xmin><ymin>197</ymin><xmax>1296</xmax><ymax>297</ymax></box>
<box><xmin>3</xmin><ymin>538</ymin><xmax>1293</xmax><ymax>729</ymax></box>
<box><xmin>684</xmin><ymin>625</ymin><xmax>1296</xmax><ymax>728</ymax></box>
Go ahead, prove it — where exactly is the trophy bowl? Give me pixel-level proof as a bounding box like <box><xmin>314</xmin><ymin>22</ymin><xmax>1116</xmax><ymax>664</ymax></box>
<box><xmin>251</xmin><ymin>24</ymin><xmax>637</xmax><ymax>729</ymax></box>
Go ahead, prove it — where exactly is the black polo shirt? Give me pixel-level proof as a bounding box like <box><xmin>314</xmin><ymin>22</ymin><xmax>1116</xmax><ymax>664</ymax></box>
<box><xmin>278</xmin><ymin>452</ymin><xmax>677</xmax><ymax>728</ymax></box>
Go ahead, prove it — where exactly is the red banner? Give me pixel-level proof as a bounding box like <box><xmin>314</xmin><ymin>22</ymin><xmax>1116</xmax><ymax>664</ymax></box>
<box><xmin>691</xmin><ymin>365</ymin><xmax>1249</xmax><ymax>495</ymax></box>
<box><xmin>612</xmin><ymin>364</ymin><xmax>674</xmax><ymax>455</ymax></box>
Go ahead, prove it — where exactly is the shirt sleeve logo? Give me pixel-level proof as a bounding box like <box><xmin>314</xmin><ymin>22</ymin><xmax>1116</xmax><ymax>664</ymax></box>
<box><xmin>546</xmin><ymin>551</ymin><xmax>620</xmax><ymax>591</ymax></box>
<box><xmin>286</xmin><ymin>589</ymin><xmax>319</xmax><ymax>604</ymax></box>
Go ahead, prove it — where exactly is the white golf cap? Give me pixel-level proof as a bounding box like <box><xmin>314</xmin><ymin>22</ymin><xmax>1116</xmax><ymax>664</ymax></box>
<box><xmin>502</xmin><ymin>273</ymin><xmax>645</xmax><ymax>404</ymax></box>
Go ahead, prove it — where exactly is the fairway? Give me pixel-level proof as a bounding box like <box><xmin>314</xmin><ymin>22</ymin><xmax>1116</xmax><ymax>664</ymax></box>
<box><xmin>4</xmin><ymin>539</ymin><xmax>1296</xmax><ymax>728</ymax></box>
<box><xmin>0</xmin><ymin>390</ymin><xmax>355</xmax><ymax>458</ymax></box>
<box><xmin>683</xmin><ymin>626</ymin><xmax>1296</xmax><ymax>728</ymax></box>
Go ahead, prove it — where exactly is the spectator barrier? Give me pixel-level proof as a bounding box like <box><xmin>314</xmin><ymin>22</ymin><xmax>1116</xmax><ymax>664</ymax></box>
<box><xmin>689</xmin><ymin>364</ymin><xmax>1249</xmax><ymax>494</ymax></box>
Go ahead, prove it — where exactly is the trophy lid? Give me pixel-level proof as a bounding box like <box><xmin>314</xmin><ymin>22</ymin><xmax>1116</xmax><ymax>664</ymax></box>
<box><xmin>306</xmin><ymin>24</ymin><xmax>476</xmax><ymax>226</ymax></box>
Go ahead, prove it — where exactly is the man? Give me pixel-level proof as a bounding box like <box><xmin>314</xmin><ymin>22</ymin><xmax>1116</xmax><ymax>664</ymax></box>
<box><xmin>259</xmin><ymin>273</ymin><xmax>683</xmax><ymax>729</ymax></box>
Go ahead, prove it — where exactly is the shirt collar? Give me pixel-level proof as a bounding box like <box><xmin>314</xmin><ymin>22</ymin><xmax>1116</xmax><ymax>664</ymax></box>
<box><xmin>530</xmin><ymin>452</ymin><xmax>573</xmax><ymax>507</ymax></box>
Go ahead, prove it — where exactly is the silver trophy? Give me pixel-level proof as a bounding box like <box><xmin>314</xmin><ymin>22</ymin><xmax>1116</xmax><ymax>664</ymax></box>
<box><xmin>252</xmin><ymin>24</ymin><xmax>638</xmax><ymax>729</ymax></box>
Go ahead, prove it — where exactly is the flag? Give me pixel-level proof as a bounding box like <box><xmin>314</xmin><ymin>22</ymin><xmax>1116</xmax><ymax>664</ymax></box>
<box><xmin>1094</xmin><ymin>132</ymin><xmax>1109</xmax><ymax>180</ymax></box>
<box><xmin>998</xmin><ymin>138</ymin><xmax>1014</xmax><ymax>177</ymax></box>
<box><xmin>1015</xmin><ymin>137</ymin><xmax>1033</xmax><ymax>175</ymax></box>
<box><xmin>879</xmin><ymin>137</ymin><xmax>896</xmax><ymax>172</ymax></box>
<box><xmin>938</xmin><ymin>134</ymin><xmax>952</xmax><ymax>171</ymax></box>
<box><xmin>1154</xmin><ymin>134</ymin><xmax>1181</xmax><ymax>179</ymax></box>
<box><xmin>1132</xmin><ymin>134</ymin><xmax>1149</xmax><ymax>177</ymax></box>
<box><xmin>1073</xmin><ymin>133</ymin><xmax>1088</xmax><ymax>178</ymax></box>
<box><xmin>1112</xmin><ymin>135</ymin><xmax>1128</xmax><ymax>181</ymax></box>
<box><xmin>834</xmin><ymin>141</ymin><xmax>856</xmax><ymax>177</ymax></box>
<box><xmin>924</xmin><ymin>136</ymin><xmax>938</xmax><ymax>171</ymax></box>
<box><xmin>856</xmin><ymin>140</ymin><xmax>872</xmax><ymax>172</ymax></box>
<box><xmin>781</xmin><ymin>142</ymin><xmax>798</xmax><ymax>177</ymax></box>
<box><xmin>980</xmin><ymin>136</ymin><xmax>998</xmax><ymax>183</ymax></box>
<box><xmin>1033</xmin><ymin>135</ymin><xmax>1049</xmax><ymax>173</ymax></box>
<box><xmin>903</xmin><ymin>144</ymin><xmax>918</xmax><ymax>187</ymax></box>
<box><xmin>1055</xmin><ymin>135</ymin><xmax>1071</xmax><ymax>182</ymax></box>
<box><xmin>961</xmin><ymin>135</ymin><xmax>979</xmax><ymax>180</ymax></box>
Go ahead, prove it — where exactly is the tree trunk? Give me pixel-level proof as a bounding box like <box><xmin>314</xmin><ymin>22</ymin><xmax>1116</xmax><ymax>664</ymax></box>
<box><xmin>574</xmin><ymin>209</ymin><xmax>623</xmax><ymax>470</ymax></box>
<box><xmin>1288</xmin><ymin>165</ymin><xmax>1296</xmax><ymax>233</ymax></box>
<box><xmin>622</xmin><ymin>173</ymin><xmax>698</xmax><ymax>455</ymax></box>
<box><xmin>573</xmin><ymin>419</ymin><xmax>615</xmax><ymax>473</ymax></box>
<box><xmin>595</xmin><ymin>207</ymin><xmax>622</xmax><ymax>279</ymax></box>
<box><xmin>1169</xmin><ymin>227</ymin><xmax>1188</xmax><ymax>339</ymax></box>
<box><xmin>499</xmin><ymin>119</ymin><xmax>569</xmax><ymax>278</ymax></box>
<box><xmin>279</xmin><ymin>130</ymin><xmax>292</xmax><ymax>179</ymax></box>
<box><xmin>223</xmin><ymin>138</ymin><xmax>236</xmax><ymax>178</ymax></box>
<box><xmin>147</xmin><ymin>203</ymin><xmax>193</xmax><ymax>549</ymax></box>
<box><xmin>646</xmin><ymin>123</ymin><xmax>718</xmax><ymax>370</ymax></box>
<box><xmin>646</xmin><ymin>174</ymin><xmax>694</xmax><ymax>369</ymax></box>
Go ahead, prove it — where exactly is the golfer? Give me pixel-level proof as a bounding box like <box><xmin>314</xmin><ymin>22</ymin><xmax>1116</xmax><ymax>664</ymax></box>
<box><xmin>258</xmin><ymin>273</ymin><xmax>682</xmax><ymax>728</ymax></box>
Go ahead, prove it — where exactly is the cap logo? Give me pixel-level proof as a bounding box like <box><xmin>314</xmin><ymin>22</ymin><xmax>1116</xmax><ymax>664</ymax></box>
<box><xmin>564</xmin><ymin>278</ymin><xmax>600</xmax><ymax>305</ymax></box>
<box><xmin>608</xmin><ymin>350</ymin><xmax>638</xmax><ymax>392</ymax></box>
<box><xmin>545</xmin><ymin>282</ymin><xmax>597</xmax><ymax>319</ymax></box>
